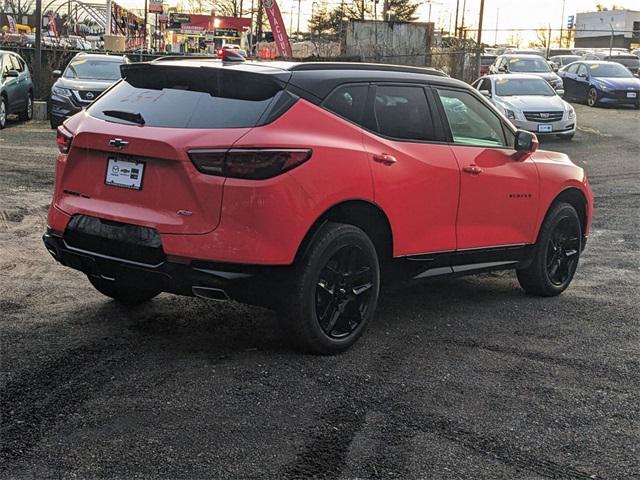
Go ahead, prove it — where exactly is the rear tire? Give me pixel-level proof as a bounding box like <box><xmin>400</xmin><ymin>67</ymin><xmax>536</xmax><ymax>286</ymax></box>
<box><xmin>280</xmin><ymin>222</ymin><xmax>380</xmax><ymax>355</ymax></box>
<box><xmin>517</xmin><ymin>202</ymin><xmax>582</xmax><ymax>297</ymax></box>
<box><xmin>587</xmin><ymin>87</ymin><xmax>598</xmax><ymax>107</ymax></box>
<box><xmin>18</xmin><ymin>92</ymin><xmax>33</xmax><ymax>121</ymax></box>
<box><xmin>88</xmin><ymin>275</ymin><xmax>159</xmax><ymax>306</ymax></box>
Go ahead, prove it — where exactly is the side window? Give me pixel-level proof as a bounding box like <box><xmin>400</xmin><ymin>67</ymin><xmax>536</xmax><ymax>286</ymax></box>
<box><xmin>479</xmin><ymin>79</ymin><xmax>492</xmax><ymax>92</ymax></box>
<box><xmin>436</xmin><ymin>88</ymin><xmax>507</xmax><ymax>148</ymax></box>
<box><xmin>323</xmin><ymin>84</ymin><xmax>368</xmax><ymax>125</ymax></box>
<box><xmin>1</xmin><ymin>55</ymin><xmax>11</xmax><ymax>75</ymax></box>
<box><xmin>13</xmin><ymin>56</ymin><xmax>26</xmax><ymax>72</ymax></box>
<box><xmin>577</xmin><ymin>64</ymin><xmax>588</xmax><ymax>77</ymax></box>
<box><xmin>566</xmin><ymin>63</ymin><xmax>579</xmax><ymax>74</ymax></box>
<box><xmin>373</xmin><ymin>85</ymin><xmax>435</xmax><ymax>141</ymax></box>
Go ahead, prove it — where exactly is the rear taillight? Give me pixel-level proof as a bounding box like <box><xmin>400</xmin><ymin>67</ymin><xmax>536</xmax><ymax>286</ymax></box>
<box><xmin>189</xmin><ymin>148</ymin><xmax>312</xmax><ymax>180</ymax></box>
<box><xmin>56</xmin><ymin>126</ymin><xmax>73</xmax><ymax>154</ymax></box>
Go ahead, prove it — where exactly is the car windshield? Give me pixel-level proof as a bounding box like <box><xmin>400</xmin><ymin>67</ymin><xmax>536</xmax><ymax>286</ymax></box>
<box><xmin>64</xmin><ymin>58</ymin><xmax>122</xmax><ymax>80</ymax></box>
<box><xmin>495</xmin><ymin>78</ymin><xmax>556</xmax><ymax>96</ymax></box>
<box><xmin>481</xmin><ymin>57</ymin><xmax>496</xmax><ymax>65</ymax></box>
<box><xmin>606</xmin><ymin>56</ymin><xmax>640</xmax><ymax>68</ymax></box>
<box><xmin>589</xmin><ymin>63</ymin><xmax>634</xmax><ymax>78</ymax></box>
<box><xmin>508</xmin><ymin>57</ymin><xmax>552</xmax><ymax>73</ymax></box>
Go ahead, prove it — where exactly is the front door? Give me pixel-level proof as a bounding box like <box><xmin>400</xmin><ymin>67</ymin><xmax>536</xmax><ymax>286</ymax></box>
<box><xmin>433</xmin><ymin>87</ymin><xmax>540</xmax><ymax>250</ymax></box>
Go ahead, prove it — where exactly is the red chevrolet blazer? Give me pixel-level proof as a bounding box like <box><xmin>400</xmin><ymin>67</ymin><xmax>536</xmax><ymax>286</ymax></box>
<box><xmin>44</xmin><ymin>59</ymin><xmax>593</xmax><ymax>354</ymax></box>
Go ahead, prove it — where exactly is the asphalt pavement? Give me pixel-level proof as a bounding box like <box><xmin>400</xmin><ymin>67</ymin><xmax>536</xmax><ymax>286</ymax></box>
<box><xmin>0</xmin><ymin>102</ymin><xmax>638</xmax><ymax>479</ymax></box>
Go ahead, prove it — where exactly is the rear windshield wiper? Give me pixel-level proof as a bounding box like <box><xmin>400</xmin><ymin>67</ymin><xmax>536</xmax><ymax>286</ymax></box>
<box><xmin>102</xmin><ymin>110</ymin><xmax>146</xmax><ymax>125</ymax></box>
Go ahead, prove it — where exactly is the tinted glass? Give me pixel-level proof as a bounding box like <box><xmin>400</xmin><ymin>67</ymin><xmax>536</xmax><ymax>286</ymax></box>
<box><xmin>589</xmin><ymin>63</ymin><xmax>634</xmax><ymax>78</ymax></box>
<box><xmin>508</xmin><ymin>57</ymin><xmax>552</xmax><ymax>73</ymax></box>
<box><xmin>323</xmin><ymin>84</ymin><xmax>368</xmax><ymax>124</ymax></box>
<box><xmin>479</xmin><ymin>78</ymin><xmax>492</xmax><ymax>91</ymax></box>
<box><xmin>373</xmin><ymin>85</ymin><xmax>434</xmax><ymax>141</ymax></box>
<box><xmin>88</xmin><ymin>68</ymin><xmax>282</xmax><ymax>129</ymax></box>
<box><xmin>437</xmin><ymin>89</ymin><xmax>507</xmax><ymax>148</ymax></box>
<box><xmin>565</xmin><ymin>63</ymin><xmax>580</xmax><ymax>74</ymax></box>
<box><xmin>607</xmin><ymin>56</ymin><xmax>640</xmax><ymax>68</ymax></box>
<box><xmin>64</xmin><ymin>58</ymin><xmax>123</xmax><ymax>80</ymax></box>
<box><xmin>495</xmin><ymin>78</ymin><xmax>555</xmax><ymax>96</ymax></box>
<box><xmin>560</xmin><ymin>56</ymin><xmax>581</xmax><ymax>65</ymax></box>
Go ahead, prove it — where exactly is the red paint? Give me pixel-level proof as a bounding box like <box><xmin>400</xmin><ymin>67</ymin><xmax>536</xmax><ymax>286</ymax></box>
<box><xmin>49</xmin><ymin>98</ymin><xmax>592</xmax><ymax>267</ymax></box>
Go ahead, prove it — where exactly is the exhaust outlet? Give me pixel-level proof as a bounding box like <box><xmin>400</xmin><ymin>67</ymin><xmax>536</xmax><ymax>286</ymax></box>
<box><xmin>192</xmin><ymin>286</ymin><xmax>230</xmax><ymax>302</ymax></box>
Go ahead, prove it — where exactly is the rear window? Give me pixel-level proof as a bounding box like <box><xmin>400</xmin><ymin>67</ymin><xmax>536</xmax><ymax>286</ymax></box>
<box><xmin>88</xmin><ymin>65</ymin><xmax>285</xmax><ymax>129</ymax></box>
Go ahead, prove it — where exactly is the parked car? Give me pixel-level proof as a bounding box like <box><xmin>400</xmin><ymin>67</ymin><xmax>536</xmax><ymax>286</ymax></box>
<box><xmin>549</xmin><ymin>55</ymin><xmax>582</xmax><ymax>69</ymax></box>
<box><xmin>217</xmin><ymin>44</ymin><xmax>247</xmax><ymax>58</ymax></box>
<box><xmin>489</xmin><ymin>54</ymin><xmax>564</xmax><ymax>91</ymax></box>
<box><xmin>0</xmin><ymin>50</ymin><xmax>33</xmax><ymax>129</ymax></box>
<box><xmin>582</xmin><ymin>51</ymin><xmax>640</xmax><ymax>75</ymax></box>
<box><xmin>479</xmin><ymin>54</ymin><xmax>497</xmax><ymax>75</ymax></box>
<box><xmin>43</xmin><ymin>60</ymin><xmax>593</xmax><ymax>354</ymax></box>
<box><xmin>558</xmin><ymin>61</ymin><xmax>640</xmax><ymax>108</ymax></box>
<box><xmin>504</xmin><ymin>48</ymin><xmax>545</xmax><ymax>56</ymax></box>
<box><xmin>547</xmin><ymin>48</ymin><xmax>575</xmax><ymax>58</ymax></box>
<box><xmin>49</xmin><ymin>53</ymin><xmax>126</xmax><ymax>129</ymax></box>
<box><xmin>472</xmin><ymin>74</ymin><xmax>576</xmax><ymax>140</ymax></box>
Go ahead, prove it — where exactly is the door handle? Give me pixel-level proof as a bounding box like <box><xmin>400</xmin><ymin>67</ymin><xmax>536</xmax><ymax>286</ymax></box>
<box><xmin>373</xmin><ymin>153</ymin><xmax>397</xmax><ymax>165</ymax></box>
<box><xmin>463</xmin><ymin>165</ymin><xmax>483</xmax><ymax>175</ymax></box>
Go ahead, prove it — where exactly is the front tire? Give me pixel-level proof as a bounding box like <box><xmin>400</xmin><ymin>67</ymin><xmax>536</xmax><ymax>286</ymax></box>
<box><xmin>88</xmin><ymin>275</ymin><xmax>159</xmax><ymax>306</ymax></box>
<box><xmin>517</xmin><ymin>202</ymin><xmax>582</xmax><ymax>297</ymax></box>
<box><xmin>281</xmin><ymin>222</ymin><xmax>380</xmax><ymax>355</ymax></box>
<box><xmin>587</xmin><ymin>87</ymin><xmax>598</xmax><ymax>107</ymax></box>
<box><xmin>0</xmin><ymin>97</ymin><xmax>7</xmax><ymax>129</ymax></box>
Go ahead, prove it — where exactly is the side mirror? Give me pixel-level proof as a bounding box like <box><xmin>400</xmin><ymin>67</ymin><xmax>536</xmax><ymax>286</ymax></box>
<box><xmin>3</xmin><ymin>70</ymin><xmax>19</xmax><ymax>78</ymax></box>
<box><xmin>513</xmin><ymin>130</ymin><xmax>538</xmax><ymax>161</ymax></box>
<box><xmin>479</xmin><ymin>89</ymin><xmax>492</xmax><ymax>98</ymax></box>
<box><xmin>52</xmin><ymin>70</ymin><xmax>62</xmax><ymax>78</ymax></box>
<box><xmin>578</xmin><ymin>73</ymin><xmax>587</xmax><ymax>79</ymax></box>
<box><xmin>499</xmin><ymin>66</ymin><xmax>507</xmax><ymax>73</ymax></box>
<box><xmin>557</xmin><ymin>89</ymin><xmax>565</xmax><ymax>97</ymax></box>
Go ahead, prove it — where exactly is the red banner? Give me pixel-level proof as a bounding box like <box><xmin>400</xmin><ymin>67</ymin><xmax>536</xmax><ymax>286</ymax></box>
<box><xmin>262</xmin><ymin>0</ymin><xmax>291</xmax><ymax>58</ymax></box>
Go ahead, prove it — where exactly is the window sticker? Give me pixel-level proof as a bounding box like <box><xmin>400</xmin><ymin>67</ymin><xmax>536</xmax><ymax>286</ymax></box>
<box><xmin>510</xmin><ymin>58</ymin><xmax>520</xmax><ymax>63</ymax></box>
<box><xmin>590</xmin><ymin>64</ymin><xmax>599</xmax><ymax>69</ymax></box>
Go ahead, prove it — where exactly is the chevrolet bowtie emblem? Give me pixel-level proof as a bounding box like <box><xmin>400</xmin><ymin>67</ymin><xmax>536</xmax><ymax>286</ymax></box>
<box><xmin>109</xmin><ymin>138</ymin><xmax>128</xmax><ymax>149</ymax></box>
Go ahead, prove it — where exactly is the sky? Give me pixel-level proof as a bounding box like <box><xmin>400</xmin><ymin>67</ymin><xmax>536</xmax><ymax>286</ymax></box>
<box><xmin>113</xmin><ymin>0</ymin><xmax>639</xmax><ymax>44</ymax></box>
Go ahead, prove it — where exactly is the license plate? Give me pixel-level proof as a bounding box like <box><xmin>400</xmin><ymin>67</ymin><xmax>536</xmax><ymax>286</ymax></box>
<box><xmin>105</xmin><ymin>157</ymin><xmax>145</xmax><ymax>190</ymax></box>
<box><xmin>627</xmin><ymin>92</ymin><xmax>637</xmax><ymax>98</ymax></box>
<box><xmin>538</xmin><ymin>124</ymin><xmax>553</xmax><ymax>133</ymax></box>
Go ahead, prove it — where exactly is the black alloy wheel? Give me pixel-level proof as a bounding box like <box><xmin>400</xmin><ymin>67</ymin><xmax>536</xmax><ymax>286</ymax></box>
<box><xmin>315</xmin><ymin>244</ymin><xmax>375</xmax><ymax>339</ymax></box>
<box><xmin>545</xmin><ymin>216</ymin><xmax>580</xmax><ymax>287</ymax></box>
<box><xmin>281</xmin><ymin>222</ymin><xmax>381</xmax><ymax>354</ymax></box>
<box><xmin>517</xmin><ymin>202</ymin><xmax>582</xmax><ymax>296</ymax></box>
<box><xmin>587</xmin><ymin>87</ymin><xmax>598</xmax><ymax>107</ymax></box>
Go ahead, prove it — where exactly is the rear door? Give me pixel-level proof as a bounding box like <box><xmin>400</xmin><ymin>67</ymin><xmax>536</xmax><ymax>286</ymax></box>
<box><xmin>362</xmin><ymin>83</ymin><xmax>460</xmax><ymax>255</ymax></box>
<box><xmin>559</xmin><ymin>63</ymin><xmax>580</xmax><ymax>99</ymax></box>
<box><xmin>433</xmin><ymin>87</ymin><xmax>539</xmax><ymax>250</ymax></box>
<box><xmin>1</xmin><ymin>54</ymin><xmax>20</xmax><ymax>111</ymax></box>
<box><xmin>9</xmin><ymin>55</ymin><xmax>28</xmax><ymax>108</ymax></box>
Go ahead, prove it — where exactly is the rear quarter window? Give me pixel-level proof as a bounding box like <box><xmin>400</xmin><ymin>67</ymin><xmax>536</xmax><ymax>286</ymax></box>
<box><xmin>322</xmin><ymin>84</ymin><xmax>368</xmax><ymax>125</ymax></box>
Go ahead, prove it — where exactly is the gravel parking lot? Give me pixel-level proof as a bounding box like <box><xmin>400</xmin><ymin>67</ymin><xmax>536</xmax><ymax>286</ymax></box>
<box><xmin>1</xmin><ymin>103</ymin><xmax>638</xmax><ymax>479</ymax></box>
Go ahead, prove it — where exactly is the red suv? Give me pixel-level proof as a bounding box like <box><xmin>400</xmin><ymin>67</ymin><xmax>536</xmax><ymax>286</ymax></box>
<box><xmin>44</xmin><ymin>60</ymin><xmax>593</xmax><ymax>354</ymax></box>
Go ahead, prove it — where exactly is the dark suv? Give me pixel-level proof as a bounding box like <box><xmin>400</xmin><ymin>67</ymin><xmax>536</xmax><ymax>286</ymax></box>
<box><xmin>49</xmin><ymin>53</ymin><xmax>126</xmax><ymax>129</ymax></box>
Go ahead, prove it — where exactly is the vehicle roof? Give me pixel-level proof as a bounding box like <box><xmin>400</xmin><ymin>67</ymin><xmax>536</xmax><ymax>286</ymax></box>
<box><xmin>500</xmin><ymin>54</ymin><xmax>547</xmax><ymax>59</ymax></box>
<box><xmin>71</xmin><ymin>53</ymin><xmax>125</xmax><ymax>62</ymax></box>
<box><xmin>483</xmin><ymin>73</ymin><xmax>548</xmax><ymax>81</ymax></box>
<box><xmin>551</xmin><ymin>54</ymin><xmax>581</xmax><ymax>58</ymax></box>
<box><xmin>143</xmin><ymin>59</ymin><xmax>462</xmax><ymax>100</ymax></box>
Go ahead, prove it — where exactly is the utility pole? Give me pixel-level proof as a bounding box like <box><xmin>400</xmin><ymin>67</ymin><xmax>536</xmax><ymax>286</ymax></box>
<box><xmin>494</xmin><ymin>8</ymin><xmax>498</xmax><ymax>45</ymax></box>
<box><xmin>559</xmin><ymin>0</ymin><xmax>566</xmax><ymax>48</ymax></box>
<box><xmin>476</xmin><ymin>0</ymin><xmax>485</xmax><ymax>77</ymax></box>
<box><xmin>34</xmin><ymin>0</ymin><xmax>41</xmax><ymax>93</ymax></box>
<box><xmin>296</xmin><ymin>0</ymin><xmax>301</xmax><ymax>37</ymax></box>
<box><xmin>143</xmin><ymin>0</ymin><xmax>148</xmax><ymax>54</ymax></box>
<box><xmin>454</xmin><ymin>0</ymin><xmax>459</xmax><ymax>37</ymax></box>
<box><xmin>459</xmin><ymin>0</ymin><xmax>466</xmax><ymax>39</ymax></box>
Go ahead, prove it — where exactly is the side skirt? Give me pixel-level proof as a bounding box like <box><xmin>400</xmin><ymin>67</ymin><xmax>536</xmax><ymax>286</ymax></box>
<box><xmin>388</xmin><ymin>245</ymin><xmax>535</xmax><ymax>283</ymax></box>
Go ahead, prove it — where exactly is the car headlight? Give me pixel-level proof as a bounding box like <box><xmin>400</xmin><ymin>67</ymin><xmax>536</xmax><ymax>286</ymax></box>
<box><xmin>504</xmin><ymin>109</ymin><xmax>516</xmax><ymax>120</ymax></box>
<box><xmin>568</xmin><ymin>108</ymin><xmax>575</xmax><ymax>120</ymax></box>
<box><xmin>52</xmin><ymin>85</ymin><xmax>72</xmax><ymax>97</ymax></box>
<box><xmin>596</xmin><ymin>82</ymin><xmax>610</xmax><ymax>91</ymax></box>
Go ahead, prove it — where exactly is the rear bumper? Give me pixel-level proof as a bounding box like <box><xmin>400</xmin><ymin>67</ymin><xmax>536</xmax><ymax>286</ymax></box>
<box><xmin>43</xmin><ymin>229</ymin><xmax>289</xmax><ymax>306</ymax></box>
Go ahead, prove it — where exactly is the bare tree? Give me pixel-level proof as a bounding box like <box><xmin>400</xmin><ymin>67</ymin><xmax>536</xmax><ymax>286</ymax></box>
<box><xmin>5</xmin><ymin>0</ymin><xmax>35</xmax><ymax>20</ymax></box>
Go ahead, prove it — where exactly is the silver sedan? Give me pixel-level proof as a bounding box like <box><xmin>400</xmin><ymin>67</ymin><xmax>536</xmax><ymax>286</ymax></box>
<box><xmin>472</xmin><ymin>74</ymin><xmax>577</xmax><ymax>140</ymax></box>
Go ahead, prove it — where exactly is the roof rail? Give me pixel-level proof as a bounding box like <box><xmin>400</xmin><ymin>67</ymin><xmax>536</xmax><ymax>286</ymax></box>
<box><xmin>288</xmin><ymin>62</ymin><xmax>448</xmax><ymax>77</ymax></box>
